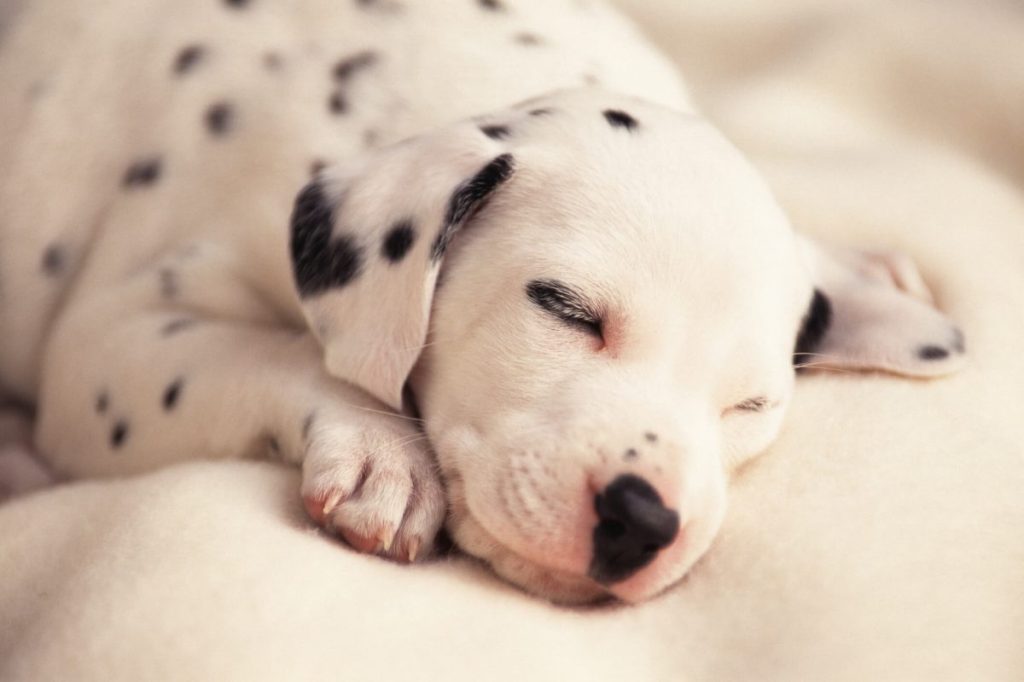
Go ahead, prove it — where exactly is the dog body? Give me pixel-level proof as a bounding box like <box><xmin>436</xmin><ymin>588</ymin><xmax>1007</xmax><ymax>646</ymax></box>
<box><xmin>0</xmin><ymin>0</ymin><xmax>965</xmax><ymax>603</ymax></box>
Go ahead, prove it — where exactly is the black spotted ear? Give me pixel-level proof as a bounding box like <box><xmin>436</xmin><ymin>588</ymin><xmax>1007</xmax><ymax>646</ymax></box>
<box><xmin>289</xmin><ymin>126</ymin><xmax>515</xmax><ymax>409</ymax></box>
<box><xmin>795</xmin><ymin>237</ymin><xmax>966</xmax><ymax>377</ymax></box>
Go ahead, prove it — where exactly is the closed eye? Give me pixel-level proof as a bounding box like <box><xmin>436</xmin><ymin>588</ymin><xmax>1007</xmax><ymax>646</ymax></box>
<box><xmin>725</xmin><ymin>396</ymin><xmax>778</xmax><ymax>415</ymax></box>
<box><xmin>525</xmin><ymin>279</ymin><xmax>603</xmax><ymax>338</ymax></box>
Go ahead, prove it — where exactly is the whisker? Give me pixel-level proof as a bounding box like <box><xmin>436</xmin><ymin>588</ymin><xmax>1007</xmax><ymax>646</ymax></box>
<box><xmin>794</xmin><ymin>362</ymin><xmax>858</xmax><ymax>375</ymax></box>
<box><xmin>793</xmin><ymin>352</ymin><xmax>843</xmax><ymax>360</ymax></box>
<box><xmin>338</xmin><ymin>402</ymin><xmax>426</xmax><ymax>424</ymax></box>
<box><xmin>384</xmin><ymin>434</ymin><xmax>432</xmax><ymax>453</ymax></box>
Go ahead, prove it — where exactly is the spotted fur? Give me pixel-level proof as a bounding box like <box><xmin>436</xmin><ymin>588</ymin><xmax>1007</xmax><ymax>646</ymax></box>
<box><xmin>0</xmin><ymin>0</ymin><xmax>965</xmax><ymax>608</ymax></box>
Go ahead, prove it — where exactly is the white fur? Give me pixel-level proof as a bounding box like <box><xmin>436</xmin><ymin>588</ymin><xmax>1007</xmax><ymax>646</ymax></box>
<box><xmin>0</xmin><ymin>0</ymin><xmax>964</xmax><ymax>603</ymax></box>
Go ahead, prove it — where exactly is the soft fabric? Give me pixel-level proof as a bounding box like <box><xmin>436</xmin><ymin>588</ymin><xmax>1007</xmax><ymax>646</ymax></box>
<box><xmin>2</xmin><ymin>0</ymin><xmax>1023</xmax><ymax>679</ymax></box>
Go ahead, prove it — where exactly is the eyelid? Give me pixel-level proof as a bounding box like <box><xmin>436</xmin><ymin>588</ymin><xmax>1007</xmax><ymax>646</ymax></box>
<box><xmin>528</xmin><ymin>278</ymin><xmax>598</xmax><ymax>317</ymax></box>
<box><xmin>727</xmin><ymin>396</ymin><xmax>778</xmax><ymax>414</ymax></box>
<box><xmin>525</xmin><ymin>279</ymin><xmax>603</xmax><ymax>335</ymax></box>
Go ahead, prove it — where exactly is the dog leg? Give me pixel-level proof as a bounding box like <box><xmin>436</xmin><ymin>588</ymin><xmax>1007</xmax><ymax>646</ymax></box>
<box><xmin>35</xmin><ymin>266</ymin><xmax>445</xmax><ymax>561</ymax></box>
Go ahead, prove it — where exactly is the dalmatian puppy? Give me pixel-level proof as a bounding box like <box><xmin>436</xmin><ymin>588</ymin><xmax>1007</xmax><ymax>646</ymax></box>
<box><xmin>0</xmin><ymin>0</ymin><xmax>965</xmax><ymax>604</ymax></box>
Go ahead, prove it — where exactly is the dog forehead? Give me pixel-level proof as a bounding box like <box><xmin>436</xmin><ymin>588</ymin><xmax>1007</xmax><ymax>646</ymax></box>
<box><xmin>478</xmin><ymin>103</ymin><xmax>803</xmax><ymax>298</ymax></box>
<box><xmin>497</xmin><ymin>94</ymin><xmax>791</xmax><ymax>242</ymax></box>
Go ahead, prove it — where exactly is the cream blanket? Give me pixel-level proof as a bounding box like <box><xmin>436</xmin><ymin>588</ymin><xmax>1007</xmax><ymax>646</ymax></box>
<box><xmin>2</xmin><ymin>0</ymin><xmax>1023</xmax><ymax>679</ymax></box>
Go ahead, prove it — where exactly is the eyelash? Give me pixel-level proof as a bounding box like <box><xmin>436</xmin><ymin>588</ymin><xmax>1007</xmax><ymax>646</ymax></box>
<box><xmin>525</xmin><ymin>280</ymin><xmax>604</xmax><ymax>338</ymax></box>
<box><xmin>726</xmin><ymin>396</ymin><xmax>773</xmax><ymax>415</ymax></box>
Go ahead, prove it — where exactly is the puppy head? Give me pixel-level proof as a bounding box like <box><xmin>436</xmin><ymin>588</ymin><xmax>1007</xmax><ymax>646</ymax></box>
<box><xmin>291</xmin><ymin>89</ymin><xmax>965</xmax><ymax>604</ymax></box>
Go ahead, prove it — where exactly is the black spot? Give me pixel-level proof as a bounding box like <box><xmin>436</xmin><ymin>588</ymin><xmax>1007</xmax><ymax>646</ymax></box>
<box><xmin>96</xmin><ymin>391</ymin><xmax>109</xmax><ymax>414</ymax></box>
<box><xmin>161</xmin><ymin>317</ymin><xmax>196</xmax><ymax>336</ymax></box>
<box><xmin>918</xmin><ymin>345</ymin><xmax>950</xmax><ymax>361</ymax></box>
<box><xmin>333</xmin><ymin>50</ymin><xmax>378</xmax><ymax>80</ymax></box>
<box><xmin>223</xmin><ymin>0</ymin><xmax>250</xmax><ymax>8</ymax></box>
<box><xmin>41</xmin><ymin>244</ymin><xmax>66</xmax><ymax>276</ymax></box>
<box><xmin>205</xmin><ymin>102</ymin><xmax>234</xmax><ymax>136</ymax></box>
<box><xmin>603</xmin><ymin>109</ymin><xmax>638</xmax><ymax>132</ymax></box>
<box><xmin>290</xmin><ymin>182</ymin><xmax>365</xmax><ymax>297</ymax></box>
<box><xmin>309</xmin><ymin>159</ymin><xmax>327</xmax><ymax>177</ymax></box>
<box><xmin>173</xmin><ymin>45</ymin><xmax>205</xmax><ymax>75</ymax></box>
<box><xmin>432</xmin><ymin>154</ymin><xmax>516</xmax><ymax>260</ymax></box>
<box><xmin>268</xmin><ymin>437</ymin><xmax>281</xmax><ymax>455</ymax></box>
<box><xmin>159</xmin><ymin>268</ymin><xmax>179</xmax><ymax>299</ymax></box>
<box><xmin>163</xmin><ymin>378</ymin><xmax>184</xmax><ymax>411</ymax></box>
<box><xmin>328</xmin><ymin>91</ymin><xmax>348</xmax><ymax>115</ymax></box>
<box><xmin>382</xmin><ymin>220</ymin><xmax>416</xmax><ymax>263</ymax></box>
<box><xmin>514</xmin><ymin>32</ymin><xmax>543</xmax><ymax>46</ymax></box>
<box><xmin>794</xmin><ymin>289</ymin><xmax>832</xmax><ymax>367</ymax></box>
<box><xmin>263</xmin><ymin>52</ymin><xmax>283</xmax><ymax>70</ymax></box>
<box><xmin>478</xmin><ymin>0</ymin><xmax>504</xmax><ymax>9</ymax></box>
<box><xmin>644</xmin><ymin>432</ymin><xmax>658</xmax><ymax>443</ymax></box>
<box><xmin>110</xmin><ymin>420</ymin><xmax>130</xmax><ymax>449</ymax></box>
<box><xmin>325</xmin><ymin>52</ymin><xmax>377</xmax><ymax>117</ymax></box>
<box><xmin>624</xmin><ymin>448</ymin><xmax>638</xmax><ymax>460</ymax></box>
<box><xmin>302</xmin><ymin>412</ymin><xmax>316</xmax><ymax>441</ymax></box>
<box><xmin>122</xmin><ymin>158</ymin><xmax>162</xmax><ymax>188</ymax></box>
<box><xmin>480</xmin><ymin>124</ymin><xmax>510</xmax><ymax>140</ymax></box>
<box><xmin>529</xmin><ymin>108</ymin><xmax>553</xmax><ymax>117</ymax></box>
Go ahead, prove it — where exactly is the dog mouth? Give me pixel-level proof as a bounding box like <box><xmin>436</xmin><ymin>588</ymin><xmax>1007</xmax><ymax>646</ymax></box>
<box><xmin>448</xmin><ymin>481</ymin><xmax>695</xmax><ymax>604</ymax></box>
<box><xmin>438</xmin><ymin>464</ymin><xmax>609</xmax><ymax>603</ymax></box>
<box><xmin>449</xmin><ymin>495</ymin><xmax>613</xmax><ymax>605</ymax></box>
<box><xmin>427</xmin><ymin>422</ymin><xmax>701</xmax><ymax>603</ymax></box>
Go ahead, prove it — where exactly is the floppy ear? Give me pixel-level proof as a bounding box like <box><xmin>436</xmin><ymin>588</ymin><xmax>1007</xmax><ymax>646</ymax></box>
<box><xmin>289</xmin><ymin>125</ymin><xmax>515</xmax><ymax>410</ymax></box>
<box><xmin>795</xmin><ymin>236</ymin><xmax>966</xmax><ymax>377</ymax></box>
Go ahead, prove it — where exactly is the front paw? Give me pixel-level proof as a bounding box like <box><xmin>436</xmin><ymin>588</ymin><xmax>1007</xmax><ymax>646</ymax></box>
<box><xmin>300</xmin><ymin>415</ymin><xmax>445</xmax><ymax>562</ymax></box>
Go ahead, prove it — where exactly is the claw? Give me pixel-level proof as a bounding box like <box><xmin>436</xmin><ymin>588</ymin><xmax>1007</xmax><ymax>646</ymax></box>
<box><xmin>303</xmin><ymin>491</ymin><xmax>341</xmax><ymax>525</ymax></box>
<box><xmin>322</xmin><ymin>491</ymin><xmax>344</xmax><ymax>517</ymax></box>
<box><xmin>407</xmin><ymin>537</ymin><xmax>420</xmax><ymax>563</ymax></box>
<box><xmin>379</xmin><ymin>527</ymin><xmax>397</xmax><ymax>553</ymax></box>
<box><xmin>340</xmin><ymin>527</ymin><xmax>382</xmax><ymax>554</ymax></box>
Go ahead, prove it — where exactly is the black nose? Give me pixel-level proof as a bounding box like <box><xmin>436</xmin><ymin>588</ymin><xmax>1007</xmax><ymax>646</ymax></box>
<box><xmin>589</xmin><ymin>474</ymin><xmax>680</xmax><ymax>585</ymax></box>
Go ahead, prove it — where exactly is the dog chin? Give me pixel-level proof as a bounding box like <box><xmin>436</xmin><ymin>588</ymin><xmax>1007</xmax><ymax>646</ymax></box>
<box><xmin>446</xmin><ymin>496</ymin><xmax>610</xmax><ymax>605</ymax></box>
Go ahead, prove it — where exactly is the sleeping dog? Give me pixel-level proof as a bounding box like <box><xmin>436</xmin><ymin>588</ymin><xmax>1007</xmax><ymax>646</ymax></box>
<box><xmin>0</xmin><ymin>0</ymin><xmax>965</xmax><ymax>603</ymax></box>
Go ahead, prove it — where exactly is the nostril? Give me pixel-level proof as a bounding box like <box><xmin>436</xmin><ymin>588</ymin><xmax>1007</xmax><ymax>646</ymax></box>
<box><xmin>589</xmin><ymin>474</ymin><xmax>680</xmax><ymax>585</ymax></box>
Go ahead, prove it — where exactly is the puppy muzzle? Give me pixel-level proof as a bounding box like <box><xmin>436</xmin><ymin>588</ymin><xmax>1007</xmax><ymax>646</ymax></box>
<box><xmin>589</xmin><ymin>474</ymin><xmax>680</xmax><ymax>584</ymax></box>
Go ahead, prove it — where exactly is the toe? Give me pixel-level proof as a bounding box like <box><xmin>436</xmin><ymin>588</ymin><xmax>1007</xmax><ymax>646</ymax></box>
<box><xmin>392</xmin><ymin>473</ymin><xmax>446</xmax><ymax>562</ymax></box>
<box><xmin>339</xmin><ymin>527</ymin><xmax>384</xmax><ymax>554</ymax></box>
